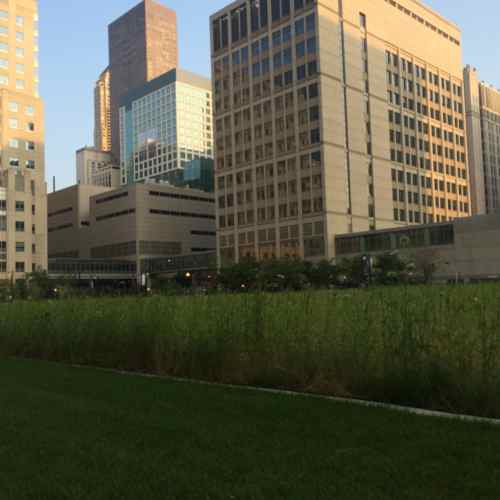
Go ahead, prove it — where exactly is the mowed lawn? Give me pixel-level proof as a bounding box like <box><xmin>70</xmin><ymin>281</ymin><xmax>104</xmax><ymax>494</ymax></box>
<box><xmin>1</xmin><ymin>359</ymin><xmax>500</xmax><ymax>500</ymax></box>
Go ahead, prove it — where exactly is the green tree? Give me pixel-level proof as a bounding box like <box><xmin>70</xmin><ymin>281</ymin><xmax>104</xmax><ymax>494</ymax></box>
<box><xmin>305</xmin><ymin>260</ymin><xmax>337</xmax><ymax>288</ymax></box>
<box><xmin>256</xmin><ymin>259</ymin><xmax>309</xmax><ymax>291</ymax></box>
<box><xmin>26</xmin><ymin>269</ymin><xmax>51</xmax><ymax>300</ymax></box>
<box><xmin>373</xmin><ymin>253</ymin><xmax>407</xmax><ymax>285</ymax></box>
<box><xmin>218</xmin><ymin>261</ymin><xmax>260</xmax><ymax>291</ymax></box>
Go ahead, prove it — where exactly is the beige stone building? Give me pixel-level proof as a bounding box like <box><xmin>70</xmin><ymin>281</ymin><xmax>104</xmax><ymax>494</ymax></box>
<box><xmin>335</xmin><ymin>213</ymin><xmax>500</xmax><ymax>282</ymax></box>
<box><xmin>76</xmin><ymin>146</ymin><xmax>120</xmax><ymax>189</ymax></box>
<box><xmin>48</xmin><ymin>183</ymin><xmax>216</xmax><ymax>269</ymax></box>
<box><xmin>211</xmin><ymin>0</ymin><xmax>471</xmax><ymax>265</ymax></box>
<box><xmin>48</xmin><ymin>184</ymin><xmax>111</xmax><ymax>259</ymax></box>
<box><xmin>94</xmin><ymin>67</ymin><xmax>111</xmax><ymax>152</ymax></box>
<box><xmin>0</xmin><ymin>0</ymin><xmax>47</xmax><ymax>281</ymax></box>
<box><xmin>464</xmin><ymin>65</ymin><xmax>500</xmax><ymax>215</ymax></box>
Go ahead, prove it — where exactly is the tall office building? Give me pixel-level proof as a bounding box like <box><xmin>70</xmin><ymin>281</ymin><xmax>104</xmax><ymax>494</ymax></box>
<box><xmin>211</xmin><ymin>0</ymin><xmax>471</xmax><ymax>264</ymax></box>
<box><xmin>0</xmin><ymin>0</ymin><xmax>47</xmax><ymax>279</ymax></box>
<box><xmin>119</xmin><ymin>68</ymin><xmax>213</xmax><ymax>186</ymax></box>
<box><xmin>108</xmin><ymin>0</ymin><xmax>178</xmax><ymax>160</ymax></box>
<box><xmin>464</xmin><ymin>65</ymin><xmax>500</xmax><ymax>215</ymax></box>
<box><xmin>94</xmin><ymin>66</ymin><xmax>111</xmax><ymax>152</ymax></box>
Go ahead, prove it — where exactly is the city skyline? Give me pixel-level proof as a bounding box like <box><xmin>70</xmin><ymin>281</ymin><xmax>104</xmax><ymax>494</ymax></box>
<box><xmin>40</xmin><ymin>0</ymin><xmax>500</xmax><ymax>190</ymax></box>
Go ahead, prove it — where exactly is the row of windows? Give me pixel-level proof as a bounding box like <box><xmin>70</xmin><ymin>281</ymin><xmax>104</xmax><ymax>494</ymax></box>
<box><xmin>388</xmin><ymin>110</ymin><xmax>465</xmax><ymax>145</ymax></box>
<box><xmin>216</xmin><ymin>83</ymin><xmax>318</xmax><ymax>134</ymax></box>
<box><xmin>9</xmin><ymin>101</ymin><xmax>34</xmax><ymax>115</ymax></box>
<box><xmin>387</xmin><ymin>72</ymin><xmax>463</xmax><ymax>113</ymax></box>
<box><xmin>393</xmin><ymin>188</ymin><xmax>469</xmax><ymax>205</ymax></box>
<box><xmin>149</xmin><ymin>190</ymin><xmax>215</xmax><ymax>204</ymax></box>
<box><xmin>9</xmin><ymin>118</ymin><xmax>35</xmax><ymax>130</ymax></box>
<box><xmin>218</xmin><ymin>175</ymin><xmax>322</xmax><ymax>209</ymax></box>
<box><xmin>95</xmin><ymin>191</ymin><xmax>128</xmax><ymax>204</ymax></box>
<box><xmin>213</xmin><ymin>0</ymin><xmax>314</xmax><ymax>51</ymax></box>
<box><xmin>8</xmin><ymin>158</ymin><xmax>36</xmax><ymax>169</ymax></box>
<box><xmin>0</xmin><ymin>261</ymin><xmax>27</xmax><ymax>273</ymax></box>
<box><xmin>219</xmin><ymin>197</ymin><xmax>324</xmax><ymax>228</ymax></box>
<box><xmin>387</xmin><ymin>91</ymin><xmax>464</xmax><ymax>129</ymax></box>
<box><xmin>150</xmin><ymin>209</ymin><xmax>215</xmax><ymax>220</ymax></box>
<box><xmin>215</xmin><ymin>62</ymin><xmax>318</xmax><ymax>115</ymax></box>
<box><xmin>48</xmin><ymin>206</ymin><xmax>73</xmax><ymax>218</ymax></box>
<box><xmin>386</xmin><ymin>51</ymin><xmax>462</xmax><ymax>96</ymax></box>
<box><xmin>0</xmin><ymin>10</ymin><xmax>26</xmax><ymax>27</ymax></box>
<box><xmin>391</xmin><ymin>168</ymin><xmax>468</xmax><ymax>192</ymax></box>
<box><xmin>96</xmin><ymin>209</ymin><xmax>135</xmax><ymax>222</ymax></box>
<box><xmin>48</xmin><ymin>223</ymin><xmax>73</xmax><ymax>233</ymax></box>
<box><xmin>191</xmin><ymin>230</ymin><xmax>216</xmax><ymax>236</ymax></box>
<box><xmin>217</xmin><ymin>151</ymin><xmax>320</xmax><ymax>189</ymax></box>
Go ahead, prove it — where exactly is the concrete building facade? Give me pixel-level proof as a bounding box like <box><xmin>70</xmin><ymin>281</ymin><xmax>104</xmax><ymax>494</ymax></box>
<box><xmin>94</xmin><ymin>66</ymin><xmax>111</xmax><ymax>152</ymax></box>
<box><xmin>48</xmin><ymin>183</ymin><xmax>216</xmax><ymax>269</ymax></box>
<box><xmin>335</xmin><ymin>213</ymin><xmax>500</xmax><ymax>282</ymax></box>
<box><xmin>108</xmin><ymin>0</ymin><xmax>178</xmax><ymax>160</ymax></box>
<box><xmin>119</xmin><ymin>68</ymin><xmax>213</xmax><ymax>186</ymax></box>
<box><xmin>76</xmin><ymin>147</ymin><xmax>120</xmax><ymax>189</ymax></box>
<box><xmin>0</xmin><ymin>0</ymin><xmax>47</xmax><ymax>281</ymax></box>
<box><xmin>210</xmin><ymin>0</ymin><xmax>471</xmax><ymax>265</ymax></box>
<box><xmin>464</xmin><ymin>65</ymin><xmax>500</xmax><ymax>215</ymax></box>
<box><xmin>48</xmin><ymin>184</ymin><xmax>111</xmax><ymax>259</ymax></box>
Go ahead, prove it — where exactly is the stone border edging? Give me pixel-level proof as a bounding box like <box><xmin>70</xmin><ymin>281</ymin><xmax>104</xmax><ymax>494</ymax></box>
<box><xmin>69</xmin><ymin>362</ymin><xmax>500</xmax><ymax>427</ymax></box>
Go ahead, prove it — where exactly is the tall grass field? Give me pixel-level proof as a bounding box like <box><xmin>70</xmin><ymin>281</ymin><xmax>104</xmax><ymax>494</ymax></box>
<box><xmin>1</xmin><ymin>285</ymin><xmax>500</xmax><ymax>418</ymax></box>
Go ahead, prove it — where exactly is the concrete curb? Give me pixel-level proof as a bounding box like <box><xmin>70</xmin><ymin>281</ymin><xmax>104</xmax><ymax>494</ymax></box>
<box><xmin>68</xmin><ymin>362</ymin><xmax>500</xmax><ymax>427</ymax></box>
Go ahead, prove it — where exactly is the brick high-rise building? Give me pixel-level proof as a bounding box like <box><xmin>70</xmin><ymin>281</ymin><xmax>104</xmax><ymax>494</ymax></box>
<box><xmin>108</xmin><ymin>0</ymin><xmax>178</xmax><ymax>160</ymax></box>
<box><xmin>94</xmin><ymin>66</ymin><xmax>111</xmax><ymax>152</ymax></box>
<box><xmin>0</xmin><ymin>0</ymin><xmax>47</xmax><ymax>280</ymax></box>
<box><xmin>211</xmin><ymin>0</ymin><xmax>471</xmax><ymax>264</ymax></box>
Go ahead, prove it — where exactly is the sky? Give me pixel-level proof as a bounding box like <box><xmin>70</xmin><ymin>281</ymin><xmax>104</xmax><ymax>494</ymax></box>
<box><xmin>39</xmin><ymin>0</ymin><xmax>500</xmax><ymax>190</ymax></box>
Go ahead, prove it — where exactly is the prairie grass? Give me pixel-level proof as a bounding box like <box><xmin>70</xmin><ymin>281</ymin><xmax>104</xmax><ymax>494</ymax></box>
<box><xmin>1</xmin><ymin>284</ymin><xmax>500</xmax><ymax>417</ymax></box>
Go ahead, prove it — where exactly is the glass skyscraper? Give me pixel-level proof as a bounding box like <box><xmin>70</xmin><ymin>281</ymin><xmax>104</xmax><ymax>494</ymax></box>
<box><xmin>119</xmin><ymin>68</ymin><xmax>213</xmax><ymax>186</ymax></box>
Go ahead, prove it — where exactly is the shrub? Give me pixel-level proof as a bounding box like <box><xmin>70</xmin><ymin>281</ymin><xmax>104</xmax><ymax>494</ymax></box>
<box><xmin>2</xmin><ymin>285</ymin><xmax>500</xmax><ymax>418</ymax></box>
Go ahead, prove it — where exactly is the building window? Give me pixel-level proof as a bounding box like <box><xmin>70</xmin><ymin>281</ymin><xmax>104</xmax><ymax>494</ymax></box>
<box><xmin>15</xmin><ymin>201</ymin><xmax>24</xmax><ymax>212</ymax></box>
<box><xmin>15</xmin><ymin>262</ymin><xmax>25</xmax><ymax>273</ymax></box>
<box><xmin>15</xmin><ymin>221</ymin><xmax>24</xmax><ymax>232</ymax></box>
<box><xmin>15</xmin><ymin>242</ymin><xmax>24</xmax><ymax>253</ymax></box>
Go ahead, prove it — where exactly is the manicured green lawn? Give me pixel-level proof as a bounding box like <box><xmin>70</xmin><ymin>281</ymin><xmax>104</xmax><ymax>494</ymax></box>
<box><xmin>1</xmin><ymin>359</ymin><xmax>500</xmax><ymax>500</ymax></box>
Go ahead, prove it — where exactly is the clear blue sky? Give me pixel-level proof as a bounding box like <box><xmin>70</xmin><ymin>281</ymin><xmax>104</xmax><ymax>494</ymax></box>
<box><xmin>40</xmin><ymin>0</ymin><xmax>500</xmax><ymax>190</ymax></box>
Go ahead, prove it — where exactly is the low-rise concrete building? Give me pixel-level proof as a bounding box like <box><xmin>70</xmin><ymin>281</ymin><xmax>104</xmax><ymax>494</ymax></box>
<box><xmin>335</xmin><ymin>213</ymin><xmax>500</xmax><ymax>282</ymax></box>
<box><xmin>48</xmin><ymin>183</ymin><xmax>216</xmax><ymax>269</ymax></box>
<box><xmin>76</xmin><ymin>147</ymin><xmax>121</xmax><ymax>189</ymax></box>
<box><xmin>48</xmin><ymin>184</ymin><xmax>112</xmax><ymax>259</ymax></box>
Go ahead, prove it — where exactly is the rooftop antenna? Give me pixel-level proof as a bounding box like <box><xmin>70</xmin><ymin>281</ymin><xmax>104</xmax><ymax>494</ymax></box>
<box><xmin>52</xmin><ymin>176</ymin><xmax>56</xmax><ymax>193</ymax></box>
